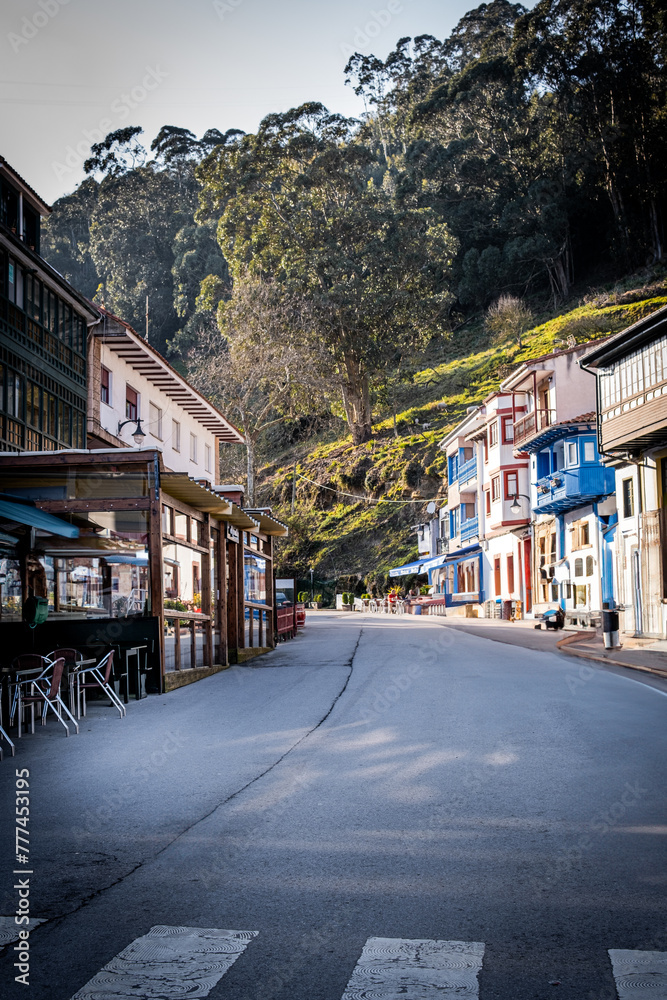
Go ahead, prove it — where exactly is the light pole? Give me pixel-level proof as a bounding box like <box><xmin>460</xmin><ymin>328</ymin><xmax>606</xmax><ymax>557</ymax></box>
<box><xmin>309</xmin><ymin>566</ymin><xmax>314</xmax><ymax>602</ymax></box>
<box><xmin>117</xmin><ymin>418</ymin><xmax>146</xmax><ymax>445</ymax></box>
<box><xmin>509</xmin><ymin>493</ymin><xmax>532</xmax><ymax>515</ymax></box>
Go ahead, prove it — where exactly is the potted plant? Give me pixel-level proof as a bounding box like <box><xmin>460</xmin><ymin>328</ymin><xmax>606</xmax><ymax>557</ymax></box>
<box><xmin>309</xmin><ymin>593</ymin><xmax>323</xmax><ymax>609</ymax></box>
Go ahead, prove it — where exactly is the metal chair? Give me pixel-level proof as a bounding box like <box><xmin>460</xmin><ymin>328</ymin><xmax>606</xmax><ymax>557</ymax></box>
<box><xmin>9</xmin><ymin>655</ymin><xmax>52</xmax><ymax>730</ymax></box>
<box><xmin>12</xmin><ymin>658</ymin><xmax>79</xmax><ymax>738</ymax></box>
<box><xmin>76</xmin><ymin>650</ymin><xmax>126</xmax><ymax>720</ymax></box>
<box><xmin>46</xmin><ymin>648</ymin><xmax>84</xmax><ymax>717</ymax></box>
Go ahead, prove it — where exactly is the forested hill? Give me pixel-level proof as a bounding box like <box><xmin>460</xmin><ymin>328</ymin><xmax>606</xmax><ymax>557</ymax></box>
<box><xmin>265</xmin><ymin>275</ymin><xmax>667</xmax><ymax>593</ymax></box>
<box><xmin>40</xmin><ymin>0</ymin><xmax>666</xmax><ymax>586</ymax></box>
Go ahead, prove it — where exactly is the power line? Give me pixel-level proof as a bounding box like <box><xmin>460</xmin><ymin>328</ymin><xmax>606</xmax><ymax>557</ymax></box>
<box><xmin>296</xmin><ymin>472</ymin><xmax>444</xmax><ymax>506</ymax></box>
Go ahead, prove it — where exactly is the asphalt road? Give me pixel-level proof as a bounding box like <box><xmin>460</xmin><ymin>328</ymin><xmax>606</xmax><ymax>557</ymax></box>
<box><xmin>1</xmin><ymin>611</ymin><xmax>665</xmax><ymax>999</ymax></box>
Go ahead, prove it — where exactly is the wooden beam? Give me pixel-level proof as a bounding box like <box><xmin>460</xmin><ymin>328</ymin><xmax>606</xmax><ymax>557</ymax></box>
<box><xmin>148</xmin><ymin>488</ymin><xmax>165</xmax><ymax>692</ymax></box>
<box><xmin>37</xmin><ymin>498</ymin><xmax>150</xmax><ymax>512</ymax></box>
<box><xmin>200</xmin><ymin>514</ymin><xmax>212</xmax><ymax>668</ymax></box>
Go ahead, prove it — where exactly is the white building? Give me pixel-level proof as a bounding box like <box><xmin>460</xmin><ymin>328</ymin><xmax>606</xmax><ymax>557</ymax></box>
<box><xmin>87</xmin><ymin>309</ymin><xmax>243</xmax><ymax>484</ymax></box>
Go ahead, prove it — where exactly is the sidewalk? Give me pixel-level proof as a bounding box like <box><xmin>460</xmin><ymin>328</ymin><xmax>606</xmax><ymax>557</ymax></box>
<box><xmin>438</xmin><ymin>616</ymin><xmax>667</xmax><ymax>681</ymax></box>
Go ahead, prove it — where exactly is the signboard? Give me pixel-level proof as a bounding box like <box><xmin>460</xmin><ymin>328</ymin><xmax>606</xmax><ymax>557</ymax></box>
<box><xmin>226</xmin><ymin>524</ymin><xmax>240</xmax><ymax>543</ymax></box>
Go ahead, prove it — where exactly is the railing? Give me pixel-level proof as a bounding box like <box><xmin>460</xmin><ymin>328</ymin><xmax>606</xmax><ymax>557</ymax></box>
<box><xmin>513</xmin><ymin>409</ymin><xmax>556</xmax><ymax>448</ymax></box>
<box><xmin>460</xmin><ymin>516</ymin><xmax>479</xmax><ymax>541</ymax></box>
<box><xmin>458</xmin><ymin>455</ymin><xmax>477</xmax><ymax>485</ymax></box>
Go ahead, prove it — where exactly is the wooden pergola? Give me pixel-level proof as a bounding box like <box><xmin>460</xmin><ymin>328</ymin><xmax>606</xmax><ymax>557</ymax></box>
<box><xmin>0</xmin><ymin>449</ymin><xmax>288</xmax><ymax>691</ymax></box>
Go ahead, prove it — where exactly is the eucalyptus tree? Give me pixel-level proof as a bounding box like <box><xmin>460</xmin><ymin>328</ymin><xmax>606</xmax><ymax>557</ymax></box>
<box><xmin>197</xmin><ymin>102</ymin><xmax>456</xmax><ymax>444</ymax></box>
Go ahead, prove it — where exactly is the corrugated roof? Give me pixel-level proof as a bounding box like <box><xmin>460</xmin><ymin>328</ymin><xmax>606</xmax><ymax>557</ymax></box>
<box><xmin>245</xmin><ymin>509</ymin><xmax>289</xmax><ymax>537</ymax></box>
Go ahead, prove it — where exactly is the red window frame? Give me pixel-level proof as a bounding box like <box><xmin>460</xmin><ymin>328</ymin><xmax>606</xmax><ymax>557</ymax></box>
<box><xmin>488</xmin><ymin>421</ymin><xmax>498</xmax><ymax>447</ymax></box>
<box><xmin>126</xmin><ymin>385</ymin><xmax>138</xmax><ymax>421</ymax></box>
<box><xmin>485</xmin><ymin>490</ymin><xmax>491</xmax><ymax>515</ymax></box>
<box><xmin>505</xmin><ymin>470</ymin><xmax>518</xmax><ymax>500</ymax></box>
<box><xmin>101</xmin><ymin>366</ymin><xmax>110</xmax><ymax>405</ymax></box>
<box><xmin>502</xmin><ymin>415</ymin><xmax>514</xmax><ymax>443</ymax></box>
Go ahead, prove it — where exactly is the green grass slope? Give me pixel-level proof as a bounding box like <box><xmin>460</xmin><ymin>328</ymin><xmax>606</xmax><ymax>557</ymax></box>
<box><xmin>262</xmin><ymin>275</ymin><xmax>667</xmax><ymax>592</ymax></box>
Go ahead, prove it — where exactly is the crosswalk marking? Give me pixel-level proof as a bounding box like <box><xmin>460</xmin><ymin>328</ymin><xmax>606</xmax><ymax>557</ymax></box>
<box><xmin>609</xmin><ymin>949</ymin><xmax>667</xmax><ymax>1000</ymax></box>
<box><xmin>341</xmin><ymin>937</ymin><xmax>485</xmax><ymax>999</ymax></box>
<box><xmin>69</xmin><ymin>925</ymin><xmax>258</xmax><ymax>999</ymax></box>
<box><xmin>0</xmin><ymin>916</ymin><xmax>46</xmax><ymax>949</ymax></box>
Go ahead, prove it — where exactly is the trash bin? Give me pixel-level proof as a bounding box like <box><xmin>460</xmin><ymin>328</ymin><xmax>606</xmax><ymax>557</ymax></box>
<box><xmin>602</xmin><ymin>608</ymin><xmax>620</xmax><ymax>649</ymax></box>
<box><xmin>414</xmin><ymin>604</ymin><xmax>422</xmax><ymax>615</ymax></box>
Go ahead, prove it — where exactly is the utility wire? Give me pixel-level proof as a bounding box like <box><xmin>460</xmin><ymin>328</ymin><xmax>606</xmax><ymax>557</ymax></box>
<box><xmin>296</xmin><ymin>472</ymin><xmax>444</xmax><ymax>505</ymax></box>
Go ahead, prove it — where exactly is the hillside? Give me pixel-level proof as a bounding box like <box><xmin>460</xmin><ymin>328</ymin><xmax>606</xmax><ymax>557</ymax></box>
<box><xmin>260</xmin><ymin>273</ymin><xmax>667</xmax><ymax>598</ymax></box>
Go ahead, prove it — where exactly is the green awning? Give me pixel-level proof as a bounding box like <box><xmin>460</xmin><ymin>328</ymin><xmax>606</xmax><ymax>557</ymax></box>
<box><xmin>0</xmin><ymin>500</ymin><xmax>79</xmax><ymax>538</ymax></box>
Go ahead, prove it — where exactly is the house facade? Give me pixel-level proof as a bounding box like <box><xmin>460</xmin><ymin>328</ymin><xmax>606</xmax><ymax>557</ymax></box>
<box><xmin>580</xmin><ymin>307</ymin><xmax>667</xmax><ymax>639</ymax></box>
<box><xmin>87</xmin><ymin>308</ymin><xmax>243</xmax><ymax>485</ymax></box>
<box><xmin>501</xmin><ymin>344</ymin><xmax>616</xmax><ymax>620</ymax></box>
<box><xmin>0</xmin><ymin>155</ymin><xmax>97</xmax><ymax>454</ymax></box>
<box><xmin>436</xmin><ymin>394</ymin><xmax>531</xmax><ymax>614</ymax></box>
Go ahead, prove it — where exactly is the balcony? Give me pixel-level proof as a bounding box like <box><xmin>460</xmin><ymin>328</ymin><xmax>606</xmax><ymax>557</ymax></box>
<box><xmin>534</xmin><ymin>464</ymin><xmax>615</xmax><ymax>514</ymax></box>
<box><xmin>460</xmin><ymin>515</ymin><xmax>479</xmax><ymax>542</ymax></box>
<box><xmin>458</xmin><ymin>455</ymin><xmax>477</xmax><ymax>486</ymax></box>
<box><xmin>514</xmin><ymin>409</ymin><xmax>556</xmax><ymax>450</ymax></box>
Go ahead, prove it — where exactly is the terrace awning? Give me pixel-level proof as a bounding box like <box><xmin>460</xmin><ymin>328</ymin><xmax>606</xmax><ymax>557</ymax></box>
<box><xmin>389</xmin><ymin>558</ymin><xmax>427</xmax><ymax>578</ymax></box>
<box><xmin>0</xmin><ymin>500</ymin><xmax>79</xmax><ymax>538</ymax></box>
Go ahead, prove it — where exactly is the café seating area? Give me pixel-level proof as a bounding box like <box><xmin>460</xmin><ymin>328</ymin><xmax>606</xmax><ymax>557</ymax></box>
<box><xmin>0</xmin><ymin>643</ymin><xmax>137</xmax><ymax>759</ymax></box>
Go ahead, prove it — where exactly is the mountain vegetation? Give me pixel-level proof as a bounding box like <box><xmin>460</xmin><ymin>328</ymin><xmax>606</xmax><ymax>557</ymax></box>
<box><xmin>40</xmin><ymin>0</ymin><xmax>667</xmax><ymax>586</ymax></box>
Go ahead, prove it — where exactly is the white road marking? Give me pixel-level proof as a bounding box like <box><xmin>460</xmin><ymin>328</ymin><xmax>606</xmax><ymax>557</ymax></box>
<box><xmin>341</xmin><ymin>937</ymin><xmax>485</xmax><ymax>999</ymax></box>
<box><xmin>70</xmin><ymin>925</ymin><xmax>257</xmax><ymax>999</ymax></box>
<box><xmin>0</xmin><ymin>916</ymin><xmax>45</xmax><ymax>948</ymax></box>
<box><xmin>609</xmin><ymin>949</ymin><xmax>667</xmax><ymax>999</ymax></box>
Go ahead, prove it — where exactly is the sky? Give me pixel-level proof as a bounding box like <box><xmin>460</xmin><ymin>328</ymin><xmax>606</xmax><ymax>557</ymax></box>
<box><xmin>0</xmin><ymin>0</ymin><xmax>510</xmax><ymax>205</ymax></box>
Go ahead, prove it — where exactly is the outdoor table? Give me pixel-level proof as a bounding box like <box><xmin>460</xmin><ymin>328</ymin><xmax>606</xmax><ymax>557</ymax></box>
<box><xmin>123</xmin><ymin>645</ymin><xmax>149</xmax><ymax>701</ymax></box>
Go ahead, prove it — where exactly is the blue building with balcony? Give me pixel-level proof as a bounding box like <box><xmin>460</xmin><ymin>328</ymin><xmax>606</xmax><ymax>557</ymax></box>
<box><xmin>520</xmin><ymin>414</ymin><xmax>617</xmax><ymax>616</ymax></box>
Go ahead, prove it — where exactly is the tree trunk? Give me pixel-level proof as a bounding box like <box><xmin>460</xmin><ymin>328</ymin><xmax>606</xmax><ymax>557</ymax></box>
<box><xmin>341</xmin><ymin>355</ymin><xmax>373</xmax><ymax>444</ymax></box>
<box><xmin>246</xmin><ymin>434</ymin><xmax>256</xmax><ymax>507</ymax></box>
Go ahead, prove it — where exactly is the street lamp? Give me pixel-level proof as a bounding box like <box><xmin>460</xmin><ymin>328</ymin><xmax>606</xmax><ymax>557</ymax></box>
<box><xmin>509</xmin><ymin>493</ymin><xmax>532</xmax><ymax>515</ymax></box>
<box><xmin>117</xmin><ymin>418</ymin><xmax>146</xmax><ymax>445</ymax></box>
<box><xmin>309</xmin><ymin>566</ymin><xmax>314</xmax><ymax>602</ymax></box>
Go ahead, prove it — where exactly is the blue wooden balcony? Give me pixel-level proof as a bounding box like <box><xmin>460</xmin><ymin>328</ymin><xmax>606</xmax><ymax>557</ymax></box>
<box><xmin>458</xmin><ymin>456</ymin><xmax>477</xmax><ymax>486</ymax></box>
<box><xmin>460</xmin><ymin>515</ymin><xmax>479</xmax><ymax>541</ymax></box>
<box><xmin>534</xmin><ymin>464</ymin><xmax>615</xmax><ymax>514</ymax></box>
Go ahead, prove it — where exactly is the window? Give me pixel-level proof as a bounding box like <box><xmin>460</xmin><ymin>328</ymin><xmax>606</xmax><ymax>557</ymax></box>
<box><xmin>126</xmin><ymin>386</ymin><xmax>138</xmax><ymax>421</ymax></box>
<box><xmin>586</xmin><ymin>555</ymin><xmax>594</xmax><ymax>576</ymax></box>
<box><xmin>174</xmin><ymin>512</ymin><xmax>189</xmax><ymax>542</ymax></box>
<box><xmin>583</xmin><ymin>440</ymin><xmax>595</xmax><ymax>462</ymax></box>
<box><xmin>566</xmin><ymin>441</ymin><xmax>577</xmax><ymax>465</ymax></box>
<box><xmin>205</xmin><ymin>443</ymin><xmax>212</xmax><ymax>473</ymax></box>
<box><xmin>149</xmin><ymin>402</ymin><xmax>162</xmax><ymax>440</ymax></box>
<box><xmin>505</xmin><ymin>471</ymin><xmax>518</xmax><ymax>500</ymax></box>
<box><xmin>190</xmin><ymin>433</ymin><xmax>198</xmax><ymax>463</ymax></box>
<box><xmin>101</xmin><ymin>367</ymin><xmax>111</xmax><ymax>406</ymax></box>
<box><xmin>485</xmin><ymin>490</ymin><xmax>491</xmax><ymax>515</ymax></box>
<box><xmin>162</xmin><ymin>504</ymin><xmax>173</xmax><ymax>535</ymax></box>
<box><xmin>172</xmin><ymin>419</ymin><xmax>181</xmax><ymax>453</ymax></box>
<box><xmin>507</xmin><ymin>554</ymin><xmax>515</xmax><ymax>594</ymax></box>
<box><xmin>574</xmin><ymin>557</ymin><xmax>583</xmax><ymax>576</ymax></box>
<box><xmin>571</xmin><ymin>519</ymin><xmax>590</xmax><ymax>549</ymax></box>
<box><xmin>502</xmin><ymin>416</ymin><xmax>514</xmax><ymax>443</ymax></box>
<box><xmin>622</xmin><ymin>477</ymin><xmax>635</xmax><ymax>518</ymax></box>
<box><xmin>491</xmin><ymin>475</ymin><xmax>501</xmax><ymax>501</ymax></box>
<box><xmin>488</xmin><ymin>421</ymin><xmax>498</xmax><ymax>447</ymax></box>
<box><xmin>450</xmin><ymin>506</ymin><xmax>460</xmax><ymax>538</ymax></box>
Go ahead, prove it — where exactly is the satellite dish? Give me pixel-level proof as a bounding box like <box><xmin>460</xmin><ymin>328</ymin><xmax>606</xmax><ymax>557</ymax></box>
<box><xmin>426</xmin><ymin>501</ymin><xmax>437</xmax><ymax>514</ymax></box>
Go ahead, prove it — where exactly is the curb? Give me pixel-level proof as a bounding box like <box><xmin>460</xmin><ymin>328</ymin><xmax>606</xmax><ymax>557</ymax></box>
<box><xmin>556</xmin><ymin>633</ymin><xmax>667</xmax><ymax>680</ymax></box>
